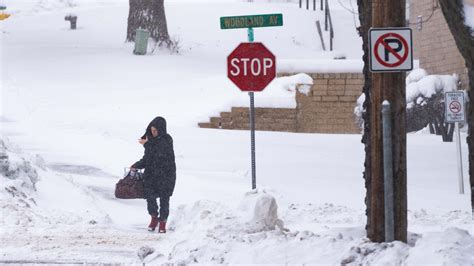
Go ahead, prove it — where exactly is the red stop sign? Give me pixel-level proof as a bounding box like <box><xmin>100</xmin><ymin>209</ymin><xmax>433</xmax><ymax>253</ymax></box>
<box><xmin>227</xmin><ymin>42</ymin><xmax>276</xmax><ymax>92</ymax></box>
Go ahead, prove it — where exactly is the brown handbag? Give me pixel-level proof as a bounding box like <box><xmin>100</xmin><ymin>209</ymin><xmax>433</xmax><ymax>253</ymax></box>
<box><xmin>115</xmin><ymin>168</ymin><xmax>145</xmax><ymax>199</ymax></box>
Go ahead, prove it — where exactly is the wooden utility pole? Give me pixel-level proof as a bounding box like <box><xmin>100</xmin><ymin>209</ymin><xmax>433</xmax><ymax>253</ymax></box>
<box><xmin>369</xmin><ymin>0</ymin><xmax>407</xmax><ymax>243</ymax></box>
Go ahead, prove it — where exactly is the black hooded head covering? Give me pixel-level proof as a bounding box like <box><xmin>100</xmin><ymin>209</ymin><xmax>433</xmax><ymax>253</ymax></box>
<box><xmin>142</xmin><ymin>116</ymin><xmax>168</xmax><ymax>140</ymax></box>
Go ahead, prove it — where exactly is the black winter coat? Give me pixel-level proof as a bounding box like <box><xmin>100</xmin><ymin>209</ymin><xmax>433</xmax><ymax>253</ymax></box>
<box><xmin>132</xmin><ymin>117</ymin><xmax>176</xmax><ymax>199</ymax></box>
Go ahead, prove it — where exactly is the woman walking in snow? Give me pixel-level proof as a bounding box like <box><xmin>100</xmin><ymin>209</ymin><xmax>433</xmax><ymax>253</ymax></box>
<box><xmin>131</xmin><ymin>116</ymin><xmax>176</xmax><ymax>233</ymax></box>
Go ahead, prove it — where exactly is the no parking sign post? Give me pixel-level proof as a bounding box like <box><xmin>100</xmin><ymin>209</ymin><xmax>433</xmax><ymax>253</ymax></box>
<box><xmin>369</xmin><ymin>27</ymin><xmax>413</xmax><ymax>242</ymax></box>
<box><xmin>445</xmin><ymin>91</ymin><xmax>466</xmax><ymax>194</ymax></box>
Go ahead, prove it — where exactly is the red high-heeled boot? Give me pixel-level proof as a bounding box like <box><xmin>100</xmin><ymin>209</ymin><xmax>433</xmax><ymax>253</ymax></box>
<box><xmin>158</xmin><ymin>220</ymin><xmax>166</xmax><ymax>233</ymax></box>
<box><xmin>148</xmin><ymin>215</ymin><xmax>159</xmax><ymax>231</ymax></box>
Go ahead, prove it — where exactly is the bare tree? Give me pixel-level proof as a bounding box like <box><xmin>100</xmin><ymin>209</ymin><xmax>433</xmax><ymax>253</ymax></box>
<box><xmin>126</xmin><ymin>0</ymin><xmax>171</xmax><ymax>46</ymax></box>
<box><xmin>438</xmin><ymin>0</ymin><xmax>474</xmax><ymax>216</ymax></box>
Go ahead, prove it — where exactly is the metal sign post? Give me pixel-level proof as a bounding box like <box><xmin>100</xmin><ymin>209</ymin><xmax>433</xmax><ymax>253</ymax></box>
<box><xmin>222</xmin><ymin>14</ymin><xmax>282</xmax><ymax>190</ymax></box>
<box><xmin>382</xmin><ymin>101</ymin><xmax>394</xmax><ymax>242</ymax></box>
<box><xmin>247</xmin><ymin>27</ymin><xmax>257</xmax><ymax>190</ymax></box>
<box><xmin>455</xmin><ymin>122</ymin><xmax>464</xmax><ymax>194</ymax></box>
<box><xmin>445</xmin><ymin>91</ymin><xmax>466</xmax><ymax>194</ymax></box>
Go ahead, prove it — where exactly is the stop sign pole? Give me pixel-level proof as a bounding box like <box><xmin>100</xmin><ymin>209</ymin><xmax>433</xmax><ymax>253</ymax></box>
<box><xmin>221</xmin><ymin>14</ymin><xmax>283</xmax><ymax>190</ymax></box>
<box><xmin>248</xmin><ymin>29</ymin><xmax>257</xmax><ymax>190</ymax></box>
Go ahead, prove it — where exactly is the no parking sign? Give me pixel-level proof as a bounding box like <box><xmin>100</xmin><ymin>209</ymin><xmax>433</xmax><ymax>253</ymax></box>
<box><xmin>369</xmin><ymin>28</ymin><xmax>413</xmax><ymax>72</ymax></box>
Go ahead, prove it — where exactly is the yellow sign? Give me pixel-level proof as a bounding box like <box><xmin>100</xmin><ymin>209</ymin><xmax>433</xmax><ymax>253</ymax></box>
<box><xmin>0</xmin><ymin>13</ymin><xmax>11</xmax><ymax>20</ymax></box>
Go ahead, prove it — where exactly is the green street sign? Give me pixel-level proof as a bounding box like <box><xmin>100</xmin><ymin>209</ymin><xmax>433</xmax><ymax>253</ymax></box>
<box><xmin>220</xmin><ymin>14</ymin><xmax>283</xmax><ymax>30</ymax></box>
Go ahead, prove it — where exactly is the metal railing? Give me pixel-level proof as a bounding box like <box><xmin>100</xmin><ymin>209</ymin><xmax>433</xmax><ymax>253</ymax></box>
<box><xmin>324</xmin><ymin>0</ymin><xmax>334</xmax><ymax>51</ymax></box>
<box><xmin>298</xmin><ymin>0</ymin><xmax>334</xmax><ymax>51</ymax></box>
<box><xmin>299</xmin><ymin>0</ymin><xmax>323</xmax><ymax>11</ymax></box>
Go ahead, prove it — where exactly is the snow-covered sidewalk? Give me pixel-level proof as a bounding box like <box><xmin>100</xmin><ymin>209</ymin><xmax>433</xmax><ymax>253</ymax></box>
<box><xmin>1</xmin><ymin>131</ymin><xmax>473</xmax><ymax>264</ymax></box>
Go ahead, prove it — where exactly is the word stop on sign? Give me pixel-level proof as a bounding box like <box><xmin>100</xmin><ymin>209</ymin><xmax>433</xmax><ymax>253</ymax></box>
<box><xmin>229</xmin><ymin>58</ymin><xmax>274</xmax><ymax>76</ymax></box>
<box><xmin>227</xmin><ymin>42</ymin><xmax>276</xmax><ymax>92</ymax></box>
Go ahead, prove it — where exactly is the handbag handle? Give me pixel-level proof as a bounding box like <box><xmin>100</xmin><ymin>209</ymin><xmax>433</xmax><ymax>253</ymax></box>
<box><xmin>123</xmin><ymin>167</ymin><xmax>143</xmax><ymax>179</ymax></box>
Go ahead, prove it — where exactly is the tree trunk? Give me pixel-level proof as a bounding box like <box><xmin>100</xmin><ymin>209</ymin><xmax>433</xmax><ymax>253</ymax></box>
<box><xmin>127</xmin><ymin>0</ymin><xmax>170</xmax><ymax>44</ymax></box>
<box><xmin>356</xmin><ymin>0</ymin><xmax>372</xmax><ymax>240</ymax></box>
<box><xmin>438</xmin><ymin>0</ymin><xmax>474</xmax><ymax>216</ymax></box>
<box><xmin>369</xmin><ymin>0</ymin><xmax>407</xmax><ymax>243</ymax></box>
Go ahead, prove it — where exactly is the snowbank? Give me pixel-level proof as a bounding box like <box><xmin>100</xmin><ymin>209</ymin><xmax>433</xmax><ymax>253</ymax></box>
<box><xmin>0</xmin><ymin>139</ymin><xmax>40</xmax><ymax>227</ymax></box>
<box><xmin>1</xmin><ymin>135</ymin><xmax>473</xmax><ymax>264</ymax></box>
<box><xmin>0</xmin><ymin>138</ymin><xmax>111</xmax><ymax>231</ymax></box>
<box><xmin>0</xmin><ymin>139</ymin><xmax>39</xmax><ymax>191</ymax></box>
<box><xmin>406</xmin><ymin>227</ymin><xmax>474</xmax><ymax>265</ymax></box>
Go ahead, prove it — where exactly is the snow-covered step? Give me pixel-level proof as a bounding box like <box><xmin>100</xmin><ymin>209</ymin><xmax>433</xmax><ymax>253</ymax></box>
<box><xmin>199</xmin><ymin>107</ymin><xmax>297</xmax><ymax>132</ymax></box>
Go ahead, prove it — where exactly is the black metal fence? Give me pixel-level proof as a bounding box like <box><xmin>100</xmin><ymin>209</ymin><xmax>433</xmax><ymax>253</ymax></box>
<box><xmin>324</xmin><ymin>0</ymin><xmax>334</xmax><ymax>51</ymax></box>
<box><xmin>299</xmin><ymin>0</ymin><xmax>334</xmax><ymax>51</ymax></box>
<box><xmin>299</xmin><ymin>0</ymin><xmax>322</xmax><ymax>11</ymax></box>
<box><xmin>246</xmin><ymin>0</ymin><xmax>334</xmax><ymax>51</ymax></box>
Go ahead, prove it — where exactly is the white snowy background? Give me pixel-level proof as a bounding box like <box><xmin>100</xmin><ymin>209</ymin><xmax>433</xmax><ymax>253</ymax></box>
<box><xmin>1</xmin><ymin>0</ymin><xmax>473</xmax><ymax>264</ymax></box>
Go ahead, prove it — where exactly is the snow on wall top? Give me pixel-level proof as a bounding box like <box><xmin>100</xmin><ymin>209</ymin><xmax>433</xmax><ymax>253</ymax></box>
<box><xmin>228</xmin><ymin>73</ymin><xmax>313</xmax><ymax>109</ymax></box>
<box><xmin>278</xmin><ymin>59</ymin><xmax>363</xmax><ymax>74</ymax></box>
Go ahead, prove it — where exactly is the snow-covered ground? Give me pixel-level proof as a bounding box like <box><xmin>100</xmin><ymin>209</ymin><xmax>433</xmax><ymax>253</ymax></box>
<box><xmin>1</xmin><ymin>0</ymin><xmax>473</xmax><ymax>264</ymax></box>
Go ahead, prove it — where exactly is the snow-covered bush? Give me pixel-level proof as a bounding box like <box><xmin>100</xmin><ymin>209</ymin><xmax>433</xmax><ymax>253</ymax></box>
<box><xmin>354</xmin><ymin>69</ymin><xmax>464</xmax><ymax>133</ymax></box>
<box><xmin>405</xmin><ymin>71</ymin><xmax>460</xmax><ymax>108</ymax></box>
<box><xmin>405</xmin><ymin>68</ymin><xmax>428</xmax><ymax>85</ymax></box>
<box><xmin>354</xmin><ymin>93</ymin><xmax>365</xmax><ymax>131</ymax></box>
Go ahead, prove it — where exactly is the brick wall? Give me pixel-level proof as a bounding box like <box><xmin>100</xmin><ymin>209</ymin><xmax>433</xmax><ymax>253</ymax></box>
<box><xmin>198</xmin><ymin>107</ymin><xmax>297</xmax><ymax>132</ymax></box>
<box><xmin>410</xmin><ymin>0</ymin><xmax>469</xmax><ymax>90</ymax></box>
<box><xmin>295</xmin><ymin>73</ymin><xmax>362</xmax><ymax>133</ymax></box>
<box><xmin>199</xmin><ymin>72</ymin><xmax>363</xmax><ymax>134</ymax></box>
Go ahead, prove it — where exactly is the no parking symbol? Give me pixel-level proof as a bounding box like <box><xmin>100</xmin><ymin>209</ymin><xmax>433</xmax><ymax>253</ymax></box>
<box><xmin>369</xmin><ymin>28</ymin><xmax>413</xmax><ymax>72</ymax></box>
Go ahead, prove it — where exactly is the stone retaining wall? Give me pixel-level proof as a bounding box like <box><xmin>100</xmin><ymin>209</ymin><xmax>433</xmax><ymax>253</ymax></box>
<box><xmin>199</xmin><ymin>107</ymin><xmax>297</xmax><ymax>132</ymax></box>
<box><xmin>199</xmin><ymin>72</ymin><xmax>363</xmax><ymax>134</ymax></box>
<box><xmin>295</xmin><ymin>73</ymin><xmax>362</xmax><ymax>133</ymax></box>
